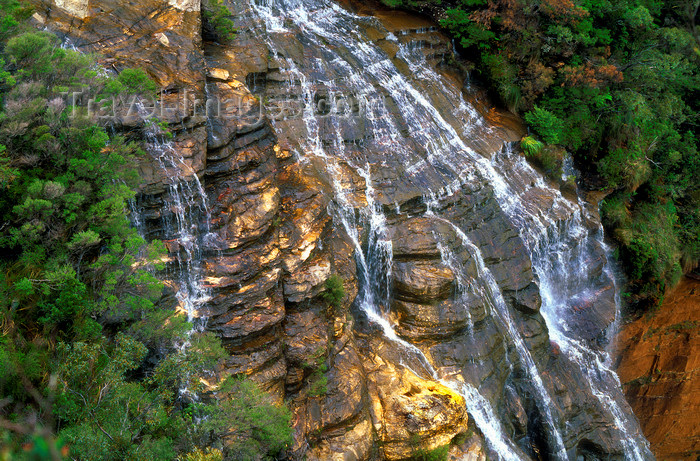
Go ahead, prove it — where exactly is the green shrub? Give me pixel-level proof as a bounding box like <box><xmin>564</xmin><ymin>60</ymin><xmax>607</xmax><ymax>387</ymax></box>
<box><xmin>524</xmin><ymin>106</ymin><xmax>564</xmax><ymax>145</ymax></box>
<box><xmin>205</xmin><ymin>377</ymin><xmax>293</xmax><ymax>460</ymax></box>
<box><xmin>307</xmin><ymin>364</ymin><xmax>328</xmax><ymax>397</ymax></box>
<box><xmin>601</xmin><ymin>194</ymin><xmax>632</xmax><ymax>230</ymax></box>
<box><xmin>101</xmin><ymin>67</ymin><xmax>158</xmax><ymax>98</ymax></box>
<box><xmin>482</xmin><ymin>52</ymin><xmax>521</xmax><ymax>111</ymax></box>
<box><xmin>598</xmin><ymin>148</ymin><xmax>651</xmax><ymax>191</ymax></box>
<box><xmin>521</xmin><ymin>136</ymin><xmax>544</xmax><ymax>157</ymax></box>
<box><xmin>411</xmin><ymin>443</ymin><xmax>450</xmax><ymax>461</ymax></box>
<box><xmin>615</xmin><ymin>201</ymin><xmax>683</xmax><ymax>309</ymax></box>
<box><xmin>625</xmin><ymin>237</ymin><xmax>659</xmax><ymax>281</ymax></box>
<box><xmin>202</xmin><ymin>0</ymin><xmax>237</xmax><ymax>42</ymax></box>
<box><xmin>321</xmin><ymin>274</ymin><xmax>345</xmax><ymax>309</ymax></box>
<box><xmin>0</xmin><ymin>0</ymin><xmax>33</xmax><ymax>40</ymax></box>
<box><xmin>304</xmin><ymin>346</ymin><xmax>329</xmax><ymax>397</ymax></box>
<box><xmin>117</xmin><ymin>67</ymin><xmax>158</xmax><ymax>94</ymax></box>
<box><xmin>5</xmin><ymin>31</ymin><xmax>56</xmax><ymax>77</ymax></box>
<box><xmin>624</xmin><ymin>5</ymin><xmax>654</xmax><ymax>29</ymax></box>
<box><xmin>441</xmin><ymin>8</ymin><xmax>495</xmax><ymax>50</ymax></box>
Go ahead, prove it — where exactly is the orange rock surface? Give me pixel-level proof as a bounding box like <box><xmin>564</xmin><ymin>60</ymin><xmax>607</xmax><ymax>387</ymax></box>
<box><xmin>616</xmin><ymin>277</ymin><xmax>700</xmax><ymax>460</ymax></box>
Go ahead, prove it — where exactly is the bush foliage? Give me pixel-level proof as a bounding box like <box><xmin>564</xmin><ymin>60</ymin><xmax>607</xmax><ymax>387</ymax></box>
<box><xmin>322</xmin><ymin>274</ymin><xmax>346</xmax><ymax>309</ymax></box>
<box><xmin>202</xmin><ymin>0</ymin><xmax>237</xmax><ymax>43</ymax></box>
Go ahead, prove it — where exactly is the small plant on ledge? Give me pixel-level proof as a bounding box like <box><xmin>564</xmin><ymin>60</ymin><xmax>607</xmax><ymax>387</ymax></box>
<box><xmin>304</xmin><ymin>347</ymin><xmax>329</xmax><ymax>397</ymax></box>
<box><xmin>321</xmin><ymin>274</ymin><xmax>345</xmax><ymax>309</ymax></box>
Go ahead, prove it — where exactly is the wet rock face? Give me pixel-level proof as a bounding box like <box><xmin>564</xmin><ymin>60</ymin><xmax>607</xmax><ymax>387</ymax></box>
<box><xmin>237</xmin><ymin>2</ymin><xmax>538</xmax><ymax>454</ymax></box>
<box><xmin>388</xmin><ymin>216</ymin><xmax>484</xmax><ymax>343</ymax></box>
<box><xmin>34</xmin><ymin>0</ymin><xmax>638</xmax><ymax>459</ymax></box>
<box><xmin>392</xmin><ymin>261</ymin><xmax>456</xmax><ymax>303</ymax></box>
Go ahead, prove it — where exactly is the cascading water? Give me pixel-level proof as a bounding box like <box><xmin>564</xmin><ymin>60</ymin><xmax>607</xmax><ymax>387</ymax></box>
<box><xmin>322</xmin><ymin>155</ymin><xmax>439</xmax><ymax>377</ymax></box>
<box><xmin>244</xmin><ymin>0</ymin><xmax>652</xmax><ymax>458</ymax></box>
<box><xmin>426</xmin><ymin>202</ymin><xmax>568</xmax><ymax>459</ymax></box>
<box><xmin>489</xmin><ymin>146</ymin><xmax>654</xmax><ymax>460</ymax></box>
<box><xmin>59</xmin><ymin>42</ymin><xmax>215</xmax><ymax>331</ymax></box>
<box><xmin>140</xmin><ymin>115</ymin><xmax>215</xmax><ymax>329</ymax></box>
<box><xmin>137</xmin><ymin>113</ymin><xmax>225</xmax><ymax>399</ymax></box>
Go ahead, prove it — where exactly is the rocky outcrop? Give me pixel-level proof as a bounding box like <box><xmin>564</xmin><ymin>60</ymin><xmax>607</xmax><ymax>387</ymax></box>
<box><xmin>53</xmin><ymin>0</ymin><xmax>88</xmax><ymax>18</ymax></box>
<box><xmin>31</xmin><ymin>0</ymin><xmax>204</xmax><ymax>89</ymax></box>
<box><xmin>366</xmin><ymin>360</ymin><xmax>468</xmax><ymax>460</ymax></box>
<box><xmin>389</xmin><ymin>217</ymin><xmax>481</xmax><ymax>341</ymax></box>
<box><xmin>617</xmin><ymin>276</ymin><xmax>700</xmax><ymax>460</ymax></box>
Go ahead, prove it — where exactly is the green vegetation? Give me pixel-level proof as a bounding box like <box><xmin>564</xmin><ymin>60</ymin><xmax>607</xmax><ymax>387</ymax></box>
<box><xmin>306</xmin><ymin>364</ymin><xmax>329</xmax><ymax>397</ymax></box>
<box><xmin>383</xmin><ymin>0</ymin><xmax>700</xmax><ymax>312</ymax></box>
<box><xmin>382</xmin><ymin>0</ymin><xmax>442</xmax><ymax>7</ymax></box>
<box><xmin>524</xmin><ymin>106</ymin><xmax>564</xmax><ymax>145</ymax></box>
<box><xmin>321</xmin><ymin>274</ymin><xmax>346</xmax><ymax>309</ymax></box>
<box><xmin>522</xmin><ymin>136</ymin><xmax>564</xmax><ymax>178</ymax></box>
<box><xmin>666</xmin><ymin>320</ymin><xmax>697</xmax><ymax>332</ymax></box>
<box><xmin>101</xmin><ymin>68</ymin><xmax>158</xmax><ymax>97</ymax></box>
<box><xmin>202</xmin><ymin>0</ymin><xmax>237</xmax><ymax>43</ymax></box>
<box><xmin>207</xmin><ymin>378</ymin><xmax>293</xmax><ymax>460</ymax></box>
<box><xmin>0</xmin><ymin>4</ymin><xmax>291</xmax><ymax>460</ymax></box>
<box><xmin>411</xmin><ymin>445</ymin><xmax>450</xmax><ymax>461</ymax></box>
<box><xmin>521</xmin><ymin>135</ymin><xmax>544</xmax><ymax>157</ymax></box>
<box><xmin>303</xmin><ymin>347</ymin><xmax>329</xmax><ymax>397</ymax></box>
<box><xmin>450</xmin><ymin>429</ymin><xmax>474</xmax><ymax>446</ymax></box>
<box><xmin>625</xmin><ymin>375</ymin><xmax>653</xmax><ymax>387</ymax></box>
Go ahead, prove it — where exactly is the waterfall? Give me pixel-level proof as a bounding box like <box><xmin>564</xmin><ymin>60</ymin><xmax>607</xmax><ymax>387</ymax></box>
<box><xmin>140</xmin><ymin>117</ymin><xmax>214</xmax><ymax>328</ymax></box>
<box><xmin>489</xmin><ymin>146</ymin><xmax>653</xmax><ymax>460</ymax></box>
<box><xmin>58</xmin><ymin>41</ymin><xmax>215</xmax><ymax>328</ymax></box>
<box><xmin>136</xmin><ymin>112</ymin><xmax>228</xmax><ymax>401</ymax></box>
<box><xmin>427</xmin><ymin>204</ymin><xmax>568</xmax><ymax>459</ymax></box>
<box><xmin>244</xmin><ymin>0</ymin><xmax>651</xmax><ymax>458</ymax></box>
<box><xmin>402</xmin><ymin>29</ymin><xmax>654</xmax><ymax>459</ymax></box>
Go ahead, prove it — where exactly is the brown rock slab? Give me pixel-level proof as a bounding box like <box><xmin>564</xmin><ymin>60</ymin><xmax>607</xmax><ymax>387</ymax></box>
<box><xmin>616</xmin><ymin>277</ymin><xmax>700</xmax><ymax>460</ymax></box>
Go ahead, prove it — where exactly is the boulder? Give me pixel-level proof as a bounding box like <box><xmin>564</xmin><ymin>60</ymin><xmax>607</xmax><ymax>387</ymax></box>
<box><xmin>366</xmin><ymin>359</ymin><xmax>468</xmax><ymax>460</ymax></box>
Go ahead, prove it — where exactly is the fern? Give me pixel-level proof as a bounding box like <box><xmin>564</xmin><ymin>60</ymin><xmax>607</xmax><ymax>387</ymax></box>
<box><xmin>521</xmin><ymin>136</ymin><xmax>544</xmax><ymax>157</ymax></box>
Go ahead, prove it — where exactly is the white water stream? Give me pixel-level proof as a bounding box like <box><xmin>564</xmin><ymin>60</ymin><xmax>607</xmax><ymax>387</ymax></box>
<box><xmin>141</xmin><ymin>116</ymin><xmax>214</xmax><ymax>327</ymax></box>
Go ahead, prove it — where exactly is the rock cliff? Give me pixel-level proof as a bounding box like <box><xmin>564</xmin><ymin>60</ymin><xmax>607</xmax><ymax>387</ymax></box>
<box><xmin>28</xmin><ymin>0</ymin><xmax>653</xmax><ymax>459</ymax></box>
<box><xmin>617</xmin><ymin>276</ymin><xmax>700</xmax><ymax>460</ymax></box>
